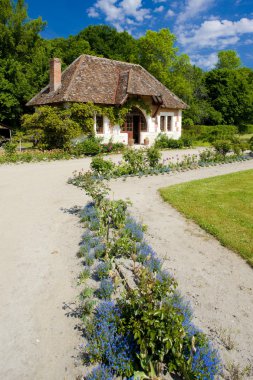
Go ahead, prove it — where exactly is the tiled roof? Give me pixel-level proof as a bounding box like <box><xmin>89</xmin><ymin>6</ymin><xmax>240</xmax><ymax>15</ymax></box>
<box><xmin>27</xmin><ymin>55</ymin><xmax>188</xmax><ymax>109</ymax></box>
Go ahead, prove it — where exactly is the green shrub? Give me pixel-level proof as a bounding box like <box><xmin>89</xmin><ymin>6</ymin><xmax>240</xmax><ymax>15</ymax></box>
<box><xmin>250</xmin><ymin>137</ymin><xmax>253</xmax><ymax>152</ymax></box>
<box><xmin>238</xmin><ymin>124</ymin><xmax>253</xmax><ymax>134</ymax></box>
<box><xmin>230</xmin><ymin>138</ymin><xmax>249</xmax><ymax>155</ymax></box>
<box><xmin>119</xmin><ymin>267</ymin><xmax>188</xmax><ymax>376</ymax></box>
<box><xmin>182</xmin><ymin>117</ymin><xmax>194</xmax><ymax>127</ymax></box>
<box><xmin>155</xmin><ymin>134</ymin><xmax>184</xmax><ymax>149</ymax></box>
<box><xmin>212</xmin><ymin>140</ymin><xmax>231</xmax><ymax>156</ymax></box>
<box><xmin>73</xmin><ymin>137</ymin><xmax>101</xmax><ymax>156</ymax></box>
<box><xmin>95</xmin><ymin>261</ymin><xmax>112</xmax><ymax>280</ymax></box>
<box><xmin>91</xmin><ymin>156</ymin><xmax>115</xmax><ymax>175</ymax></box>
<box><xmin>122</xmin><ymin>148</ymin><xmax>147</xmax><ymax>173</ymax></box>
<box><xmin>154</xmin><ymin>133</ymin><xmax>171</xmax><ymax>149</ymax></box>
<box><xmin>180</xmin><ymin>136</ymin><xmax>193</xmax><ymax>147</ymax></box>
<box><xmin>101</xmin><ymin>141</ymin><xmax>125</xmax><ymax>153</ymax></box>
<box><xmin>146</xmin><ymin>146</ymin><xmax>161</xmax><ymax>167</ymax></box>
<box><xmin>3</xmin><ymin>141</ymin><xmax>17</xmax><ymax>155</ymax></box>
<box><xmin>22</xmin><ymin>106</ymin><xmax>83</xmax><ymax>149</ymax></box>
<box><xmin>166</xmin><ymin>138</ymin><xmax>184</xmax><ymax>149</ymax></box>
<box><xmin>109</xmin><ymin>235</ymin><xmax>136</xmax><ymax>258</ymax></box>
<box><xmin>183</xmin><ymin>125</ymin><xmax>238</xmax><ymax>143</ymax></box>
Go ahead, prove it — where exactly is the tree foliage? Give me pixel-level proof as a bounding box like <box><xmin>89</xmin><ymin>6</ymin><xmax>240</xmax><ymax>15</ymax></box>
<box><xmin>205</xmin><ymin>68</ymin><xmax>253</xmax><ymax>125</ymax></box>
<box><xmin>1</xmin><ymin>0</ymin><xmax>253</xmax><ymax>133</ymax></box>
<box><xmin>216</xmin><ymin>50</ymin><xmax>241</xmax><ymax>70</ymax></box>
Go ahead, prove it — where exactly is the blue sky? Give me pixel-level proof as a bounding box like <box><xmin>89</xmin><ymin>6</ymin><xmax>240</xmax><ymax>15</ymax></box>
<box><xmin>26</xmin><ymin>0</ymin><xmax>253</xmax><ymax>70</ymax></box>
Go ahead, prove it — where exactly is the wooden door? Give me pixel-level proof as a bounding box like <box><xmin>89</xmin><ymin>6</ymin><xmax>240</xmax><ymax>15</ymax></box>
<box><xmin>124</xmin><ymin>115</ymin><xmax>133</xmax><ymax>142</ymax></box>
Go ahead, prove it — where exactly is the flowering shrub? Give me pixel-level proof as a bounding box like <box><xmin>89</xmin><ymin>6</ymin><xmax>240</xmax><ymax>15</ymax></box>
<box><xmin>69</xmin><ymin>146</ymin><xmax>252</xmax><ymax>186</ymax></box>
<box><xmin>136</xmin><ymin>242</ymin><xmax>162</xmax><ymax>272</ymax></box>
<box><xmin>86</xmin><ymin>302</ymin><xmax>135</xmax><ymax>376</ymax></box>
<box><xmin>124</xmin><ymin>217</ymin><xmax>144</xmax><ymax>242</ymax></box>
<box><xmin>90</xmin><ymin>156</ymin><xmax>115</xmax><ymax>176</ymax></box>
<box><xmin>95</xmin><ymin>261</ymin><xmax>112</xmax><ymax>280</ymax></box>
<box><xmin>73</xmin><ymin>175</ymin><xmax>221</xmax><ymax>379</ymax></box>
<box><xmin>85</xmin><ymin>364</ymin><xmax>114</xmax><ymax>380</ymax></box>
<box><xmin>191</xmin><ymin>341</ymin><xmax>221</xmax><ymax>380</ymax></box>
<box><xmin>96</xmin><ymin>279</ymin><xmax>114</xmax><ymax>300</ymax></box>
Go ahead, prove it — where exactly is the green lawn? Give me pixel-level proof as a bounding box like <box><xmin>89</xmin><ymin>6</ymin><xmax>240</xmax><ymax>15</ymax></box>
<box><xmin>159</xmin><ymin>170</ymin><xmax>253</xmax><ymax>267</ymax></box>
<box><xmin>237</xmin><ymin>133</ymin><xmax>253</xmax><ymax>142</ymax></box>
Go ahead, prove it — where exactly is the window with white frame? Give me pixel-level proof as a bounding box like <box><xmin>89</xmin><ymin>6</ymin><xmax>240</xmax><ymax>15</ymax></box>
<box><xmin>96</xmin><ymin>115</ymin><xmax>104</xmax><ymax>134</ymax></box>
<box><xmin>160</xmin><ymin>115</ymin><xmax>165</xmax><ymax>132</ymax></box>
<box><xmin>160</xmin><ymin>114</ymin><xmax>173</xmax><ymax>132</ymax></box>
<box><xmin>167</xmin><ymin>116</ymin><xmax>172</xmax><ymax>131</ymax></box>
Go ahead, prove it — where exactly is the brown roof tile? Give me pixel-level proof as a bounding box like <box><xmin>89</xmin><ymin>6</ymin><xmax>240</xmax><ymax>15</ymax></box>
<box><xmin>27</xmin><ymin>55</ymin><xmax>188</xmax><ymax>109</ymax></box>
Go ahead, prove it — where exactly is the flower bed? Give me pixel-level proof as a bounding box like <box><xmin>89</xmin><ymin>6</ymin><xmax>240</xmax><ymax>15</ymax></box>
<box><xmin>72</xmin><ymin>174</ymin><xmax>221</xmax><ymax>379</ymax></box>
<box><xmin>69</xmin><ymin>147</ymin><xmax>253</xmax><ymax>186</ymax></box>
<box><xmin>0</xmin><ymin>139</ymin><xmax>125</xmax><ymax>165</ymax></box>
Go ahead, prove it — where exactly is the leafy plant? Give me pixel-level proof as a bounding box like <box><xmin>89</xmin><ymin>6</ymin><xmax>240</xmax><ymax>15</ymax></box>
<box><xmin>212</xmin><ymin>140</ymin><xmax>231</xmax><ymax>156</ymax></box>
<box><xmin>90</xmin><ymin>156</ymin><xmax>115</xmax><ymax>175</ymax></box>
<box><xmin>3</xmin><ymin>141</ymin><xmax>17</xmax><ymax>155</ymax></box>
<box><xmin>73</xmin><ymin>136</ymin><xmax>101</xmax><ymax>156</ymax></box>
<box><xmin>78</xmin><ymin>268</ymin><xmax>91</xmax><ymax>284</ymax></box>
<box><xmin>123</xmin><ymin>148</ymin><xmax>147</xmax><ymax>174</ymax></box>
<box><xmin>95</xmin><ymin>261</ymin><xmax>112</xmax><ymax>280</ymax></box>
<box><xmin>85</xmin><ymin>253</ymin><xmax>95</xmax><ymax>266</ymax></box>
<box><xmin>81</xmin><ymin>299</ymin><xmax>97</xmax><ymax>320</ymax></box>
<box><xmin>110</xmin><ymin>235</ymin><xmax>137</xmax><ymax>258</ymax></box>
<box><xmin>118</xmin><ymin>267</ymin><xmax>188</xmax><ymax>376</ymax></box>
<box><xmin>80</xmin><ymin>287</ymin><xmax>94</xmax><ymax>300</ymax></box>
<box><xmin>70</xmin><ymin>172</ymin><xmax>110</xmax><ymax>206</ymax></box>
<box><xmin>146</xmin><ymin>145</ymin><xmax>161</xmax><ymax>168</ymax></box>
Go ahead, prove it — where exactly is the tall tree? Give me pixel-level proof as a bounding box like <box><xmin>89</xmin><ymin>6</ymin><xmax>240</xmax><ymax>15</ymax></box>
<box><xmin>77</xmin><ymin>25</ymin><xmax>139</xmax><ymax>63</ymax></box>
<box><xmin>216</xmin><ymin>50</ymin><xmax>241</xmax><ymax>70</ymax></box>
<box><xmin>138</xmin><ymin>28</ymin><xmax>177</xmax><ymax>84</ymax></box>
<box><xmin>205</xmin><ymin>68</ymin><xmax>253</xmax><ymax>125</ymax></box>
<box><xmin>0</xmin><ymin>0</ymin><xmax>48</xmax><ymax>127</ymax></box>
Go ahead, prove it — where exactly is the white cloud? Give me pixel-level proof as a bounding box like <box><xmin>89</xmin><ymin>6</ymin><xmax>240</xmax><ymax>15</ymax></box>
<box><xmin>154</xmin><ymin>5</ymin><xmax>164</xmax><ymax>12</ymax></box>
<box><xmin>87</xmin><ymin>8</ymin><xmax>100</xmax><ymax>18</ymax></box>
<box><xmin>178</xmin><ymin>18</ymin><xmax>253</xmax><ymax>50</ymax></box>
<box><xmin>191</xmin><ymin>52</ymin><xmax>218</xmax><ymax>69</ymax></box>
<box><xmin>152</xmin><ymin>0</ymin><xmax>167</xmax><ymax>3</ymax></box>
<box><xmin>166</xmin><ymin>9</ymin><xmax>175</xmax><ymax>17</ymax></box>
<box><xmin>177</xmin><ymin>0</ymin><xmax>214</xmax><ymax>23</ymax></box>
<box><xmin>87</xmin><ymin>0</ymin><xmax>150</xmax><ymax>29</ymax></box>
<box><xmin>244</xmin><ymin>38</ymin><xmax>253</xmax><ymax>45</ymax></box>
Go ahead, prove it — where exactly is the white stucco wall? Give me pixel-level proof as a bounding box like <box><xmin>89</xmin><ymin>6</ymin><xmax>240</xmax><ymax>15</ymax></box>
<box><xmin>94</xmin><ymin>108</ymin><xmax>182</xmax><ymax>145</ymax></box>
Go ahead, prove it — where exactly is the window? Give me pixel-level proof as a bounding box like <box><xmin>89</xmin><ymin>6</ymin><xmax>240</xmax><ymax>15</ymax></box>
<box><xmin>167</xmin><ymin>116</ymin><xmax>172</xmax><ymax>131</ymax></box>
<box><xmin>160</xmin><ymin>116</ymin><xmax>165</xmax><ymax>132</ymax></box>
<box><xmin>126</xmin><ymin>115</ymin><xmax>133</xmax><ymax>131</ymax></box>
<box><xmin>96</xmin><ymin>115</ymin><xmax>103</xmax><ymax>134</ymax></box>
<box><xmin>140</xmin><ymin>116</ymin><xmax>147</xmax><ymax>131</ymax></box>
<box><xmin>160</xmin><ymin>114</ymin><xmax>173</xmax><ymax>132</ymax></box>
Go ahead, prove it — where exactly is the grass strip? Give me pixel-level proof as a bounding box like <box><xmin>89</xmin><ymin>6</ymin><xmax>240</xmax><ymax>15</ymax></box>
<box><xmin>159</xmin><ymin>169</ymin><xmax>253</xmax><ymax>267</ymax></box>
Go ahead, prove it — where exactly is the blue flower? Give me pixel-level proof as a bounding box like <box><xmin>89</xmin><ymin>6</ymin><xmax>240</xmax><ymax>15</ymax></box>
<box><xmin>136</xmin><ymin>242</ymin><xmax>162</xmax><ymax>273</ymax></box>
<box><xmin>96</xmin><ymin>279</ymin><xmax>114</xmax><ymax>300</ymax></box>
<box><xmin>86</xmin><ymin>302</ymin><xmax>135</xmax><ymax>376</ymax></box>
<box><xmin>170</xmin><ymin>291</ymin><xmax>199</xmax><ymax>337</ymax></box>
<box><xmin>124</xmin><ymin>217</ymin><xmax>144</xmax><ymax>242</ymax></box>
<box><xmin>191</xmin><ymin>343</ymin><xmax>221</xmax><ymax>380</ymax></box>
<box><xmin>96</xmin><ymin>261</ymin><xmax>112</xmax><ymax>280</ymax></box>
<box><xmin>85</xmin><ymin>364</ymin><xmax>114</xmax><ymax>380</ymax></box>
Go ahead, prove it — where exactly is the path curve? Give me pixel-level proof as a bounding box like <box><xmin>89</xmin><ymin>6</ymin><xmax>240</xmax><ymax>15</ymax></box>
<box><xmin>0</xmin><ymin>150</ymin><xmax>252</xmax><ymax>379</ymax></box>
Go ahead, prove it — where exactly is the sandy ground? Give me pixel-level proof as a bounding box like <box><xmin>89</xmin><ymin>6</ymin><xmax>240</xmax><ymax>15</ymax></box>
<box><xmin>0</xmin><ymin>149</ymin><xmax>252</xmax><ymax>379</ymax></box>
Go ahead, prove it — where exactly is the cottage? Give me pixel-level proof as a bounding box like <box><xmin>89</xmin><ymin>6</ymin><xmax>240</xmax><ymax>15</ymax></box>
<box><xmin>27</xmin><ymin>55</ymin><xmax>187</xmax><ymax>145</ymax></box>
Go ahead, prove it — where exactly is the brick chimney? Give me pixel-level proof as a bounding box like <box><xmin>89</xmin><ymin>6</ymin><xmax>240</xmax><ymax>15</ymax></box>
<box><xmin>49</xmin><ymin>58</ymin><xmax>61</xmax><ymax>92</ymax></box>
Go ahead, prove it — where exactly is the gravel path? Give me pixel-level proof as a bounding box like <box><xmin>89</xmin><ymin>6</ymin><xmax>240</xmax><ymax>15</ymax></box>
<box><xmin>0</xmin><ymin>150</ymin><xmax>252</xmax><ymax>379</ymax></box>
